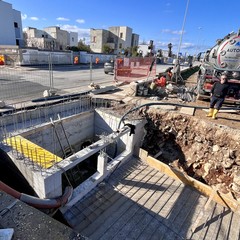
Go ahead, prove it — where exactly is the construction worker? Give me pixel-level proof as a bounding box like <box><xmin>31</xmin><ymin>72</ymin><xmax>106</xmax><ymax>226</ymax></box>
<box><xmin>149</xmin><ymin>74</ymin><xmax>166</xmax><ymax>95</ymax></box>
<box><xmin>165</xmin><ymin>67</ymin><xmax>173</xmax><ymax>82</ymax></box>
<box><xmin>206</xmin><ymin>73</ymin><xmax>230</xmax><ymax>119</ymax></box>
<box><xmin>171</xmin><ymin>60</ymin><xmax>181</xmax><ymax>83</ymax></box>
<box><xmin>156</xmin><ymin>74</ymin><xmax>167</xmax><ymax>88</ymax></box>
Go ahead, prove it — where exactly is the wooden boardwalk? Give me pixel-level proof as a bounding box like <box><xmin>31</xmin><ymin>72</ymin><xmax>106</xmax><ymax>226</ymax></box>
<box><xmin>64</xmin><ymin>157</ymin><xmax>240</xmax><ymax>240</ymax></box>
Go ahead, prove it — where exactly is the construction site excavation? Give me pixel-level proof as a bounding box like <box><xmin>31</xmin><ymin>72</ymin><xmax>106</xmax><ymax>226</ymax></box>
<box><xmin>1</xmin><ymin>82</ymin><xmax>240</xmax><ymax>239</ymax></box>
<box><xmin>1</xmin><ymin>31</ymin><xmax>240</xmax><ymax>240</ymax></box>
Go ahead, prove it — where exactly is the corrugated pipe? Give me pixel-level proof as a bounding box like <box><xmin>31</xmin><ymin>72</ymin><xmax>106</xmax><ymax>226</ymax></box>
<box><xmin>0</xmin><ymin>181</ymin><xmax>73</xmax><ymax>209</ymax></box>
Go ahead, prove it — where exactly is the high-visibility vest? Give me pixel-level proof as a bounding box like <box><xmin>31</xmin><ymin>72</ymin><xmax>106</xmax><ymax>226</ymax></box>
<box><xmin>156</xmin><ymin>76</ymin><xmax>166</xmax><ymax>87</ymax></box>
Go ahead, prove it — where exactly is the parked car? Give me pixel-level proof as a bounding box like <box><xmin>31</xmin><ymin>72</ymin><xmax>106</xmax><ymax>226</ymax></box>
<box><xmin>104</xmin><ymin>61</ymin><xmax>114</xmax><ymax>74</ymax></box>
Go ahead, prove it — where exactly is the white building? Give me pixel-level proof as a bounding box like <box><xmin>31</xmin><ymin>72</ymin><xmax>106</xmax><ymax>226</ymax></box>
<box><xmin>90</xmin><ymin>26</ymin><xmax>139</xmax><ymax>54</ymax></box>
<box><xmin>69</xmin><ymin>32</ymin><xmax>78</xmax><ymax>47</ymax></box>
<box><xmin>138</xmin><ymin>42</ymin><xmax>155</xmax><ymax>57</ymax></box>
<box><xmin>24</xmin><ymin>26</ymin><xmax>78</xmax><ymax>50</ymax></box>
<box><xmin>0</xmin><ymin>0</ymin><xmax>24</xmax><ymax>46</ymax></box>
<box><xmin>44</xmin><ymin>27</ymin><xmax>69</xmax><ymax>50</ymax></box>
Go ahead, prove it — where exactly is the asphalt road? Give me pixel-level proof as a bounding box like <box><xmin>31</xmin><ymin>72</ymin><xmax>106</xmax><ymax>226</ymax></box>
<box><xmin>0</xmin><ymin>63</ymin><xmax>190</xmax><ymax>104</ymax></box>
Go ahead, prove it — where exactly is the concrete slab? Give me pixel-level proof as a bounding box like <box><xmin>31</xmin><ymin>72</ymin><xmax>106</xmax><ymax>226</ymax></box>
<box><xmin>0</xmin><ymin>191</ymin><xmax>86</xmax><ymax>240</ymax></box>
<box><xmin>180</xmin><ymin>106</ymin><xmax>195</xmax><ymax>115</ymax></box>
<box><xmin>90</xmin><ymin>86</ymin><xmax>117</xmax><ymax>95</ymax></box>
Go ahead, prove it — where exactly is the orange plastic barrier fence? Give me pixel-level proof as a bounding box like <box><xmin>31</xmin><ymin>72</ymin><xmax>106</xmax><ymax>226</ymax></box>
<box><xmin>114</xmin><ymin>57</ymin><xmax>156</xmax><ymax>83</ymax></box>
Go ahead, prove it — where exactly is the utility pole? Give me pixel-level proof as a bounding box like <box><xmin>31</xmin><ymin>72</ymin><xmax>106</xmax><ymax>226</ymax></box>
<box><xmin>177</xmin><ymin>0</ymin><xmax>190</xmax><ymax>58</ymax></box>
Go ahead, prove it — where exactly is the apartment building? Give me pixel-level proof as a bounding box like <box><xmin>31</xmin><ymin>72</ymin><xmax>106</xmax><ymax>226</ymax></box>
<box><xmin>90</xmin><ymin>26</ymin><xmax>139</xmax><ymax>54</ymax></box>
<box><xmin>24</xmin><ymin>27</ymin><xmax>56</xmax><ymax>50</ymax></box>
<box><xmin>0</xmin><ymin>0</ymin><xmax>24</xmax><ymax>46</ymax></box>
<box><xmin>24</xmin><ymin>26</ymin><xmax>78</xmax><ymax>50</ymax></box>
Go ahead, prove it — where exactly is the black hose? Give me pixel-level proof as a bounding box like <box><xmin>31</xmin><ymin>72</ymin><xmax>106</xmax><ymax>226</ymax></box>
<box><xmin>114</xmin><ymin>101</ymin><xmax>240</xmax><ymax>157</ymax></box>
<box><xmin>117</xmin><ymin>102</ymin><xmax>238</xmax><ymax>130</ymax></box>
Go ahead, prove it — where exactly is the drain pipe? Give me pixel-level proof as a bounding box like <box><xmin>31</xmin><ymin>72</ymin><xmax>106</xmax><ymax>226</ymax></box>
<box><xmin>117</xmin><ymin>102</ymin><xmax>240</xmax><ymax>130</ymax></box>
<box><xmin>0</xmin><ymin>181</ymin><xmax>73</xmax><ymax>209</ymax></box>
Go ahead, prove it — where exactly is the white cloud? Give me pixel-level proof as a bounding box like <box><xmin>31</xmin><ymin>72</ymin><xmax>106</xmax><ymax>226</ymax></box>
<box><xmin>180</xmin><ymin>42</ymin><xmax>195</xmax><ymax>49</ymax></box>
<box><xmin>76</xmin><ymin>19</ymin><xmax>85</xmax><ymax>24</ymax></box>
<box><xmin>59</xmin><ymin>24</ymin><xmax>90</xmax><ymax>43</ymax></box>
<box><xmin>162</xmin><ymin>29</ymin><xmax>185</xmax><ymax>35</ymax></box>
<box><xmin>30</xmin><ymin>17</ymin><xmax>39</xmax><ymax>21</ymax></box>
<box><xmin>56</xmin><ymin>17</ymin><xmax>70</xmax><ymax>21</ymax></box>
<box><xmin>21</xmin><ymin>13</ymin><xmax>27</xmax><ymax>20</ymax></box>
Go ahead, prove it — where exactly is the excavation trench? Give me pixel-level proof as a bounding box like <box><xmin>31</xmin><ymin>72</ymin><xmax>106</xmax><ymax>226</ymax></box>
<box><xmin>129</xmin><ymin>108</ymin><xmax>240</xmax><ymax>201</ymax></box>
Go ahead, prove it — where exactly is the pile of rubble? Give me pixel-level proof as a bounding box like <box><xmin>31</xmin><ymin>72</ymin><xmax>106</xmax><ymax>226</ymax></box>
<box><xmin>141</xmin><ymin>109</ymin><xmax>240</xmax><ymax>200</ymax></box>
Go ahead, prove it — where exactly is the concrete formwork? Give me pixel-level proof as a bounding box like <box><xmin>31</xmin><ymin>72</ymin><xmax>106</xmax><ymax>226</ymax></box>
<box><xmin>1</xmin><ymin>105</ymin><xmax>146</xmax><ymax>205</ymax></box>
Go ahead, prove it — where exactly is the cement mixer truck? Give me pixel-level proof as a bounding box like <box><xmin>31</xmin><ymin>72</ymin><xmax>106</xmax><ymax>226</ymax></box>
<box><xmin>196</xmin><ymin>30</ymin><xmax>240</xmax><ymax>103</ymax></box>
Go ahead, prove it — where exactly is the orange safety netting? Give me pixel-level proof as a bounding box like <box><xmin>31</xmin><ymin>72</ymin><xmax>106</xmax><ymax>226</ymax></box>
<box><xmin>114</xmin><ymin>57</ymin><xmax>156</xmax><ymax>83</ymax></box>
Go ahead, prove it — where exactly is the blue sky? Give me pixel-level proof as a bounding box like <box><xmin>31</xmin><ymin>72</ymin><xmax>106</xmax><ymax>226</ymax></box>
<box><xmin>6</xmin><ymin>0</ymin><xmax>240</xmax><ymax>55</ymax></box>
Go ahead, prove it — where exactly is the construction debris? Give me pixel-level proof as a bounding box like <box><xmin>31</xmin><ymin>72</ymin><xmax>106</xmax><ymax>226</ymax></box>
<box><xmin>177</xmin><ymin>86</ymin><xmax>197</xmax><ymax>102</ymax></box>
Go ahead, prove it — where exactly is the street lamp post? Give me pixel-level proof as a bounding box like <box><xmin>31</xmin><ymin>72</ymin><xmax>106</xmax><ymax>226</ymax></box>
<box><xmin>176</xmin><ymin>0</ymin><xmax>190</xmax><ymax>58</ymax></box>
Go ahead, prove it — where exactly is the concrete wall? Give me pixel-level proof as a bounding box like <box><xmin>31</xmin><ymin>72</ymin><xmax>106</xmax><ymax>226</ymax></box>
<box><xmin>90</xmin><ymin>29</ymin><xmax>104</xmax><ymax>53</ymax></box>
<box><xmin>79</xmin><ymin>51</ymin><xmax>115</xmax><ymax>64</ymax></box>
<box><xmin>94</xmin><ymin>109</ymin><xmax>147</xmax><ymax>157</ymax></box>
<box><xmin>24</xmin><ymin>111</ymin><xmax>95</xmax><ymax>157</ymax></box>
<box><xmin>21</xmin><ymin>48</ymin><xmax>73</xmax><ymax>65</ymax></box>
<box><xmin>2</xmin><ymin>106</ymin><xmax>146</xmax><ymax>199</ymax></box>
<box><xmin>69</xmin><ymin>32</ymin><xmax>78</xmax><ymax>47</ymax></box>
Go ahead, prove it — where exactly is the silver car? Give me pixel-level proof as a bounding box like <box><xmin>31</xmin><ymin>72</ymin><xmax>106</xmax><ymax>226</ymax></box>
<box><xmin>104</xmin><ymin>61</ymin><xmax>114</xmax><ymax>74</ymax></box>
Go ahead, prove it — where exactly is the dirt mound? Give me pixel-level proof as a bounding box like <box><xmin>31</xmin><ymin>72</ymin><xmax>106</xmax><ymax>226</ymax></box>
<box><xmin>141</xmin><ymin>109</ymin><xmax>240</xmax><ymax>200</ymax></box>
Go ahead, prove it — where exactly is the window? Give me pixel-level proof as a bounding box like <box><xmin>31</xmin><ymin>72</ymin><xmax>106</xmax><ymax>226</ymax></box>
<box><xmin>120</xmin><ymin>32</ymin><xmax>123</xmax><ymax>38</ymax></box>
<box><xmin>14</xmin><ymin>22</ymin><xmax>18</xmax><ymax>28</ymax></box>
<box><xmin>72</xmin><ymin>37</ymin><xmax>74</xmax><ymax>42</ymax></box>
<box><xmin>119</xmin><ymin>43</ymin><xmax>122</xmax><ymax>49</ymax></box>
<box><xmin>92</xmin><ymin>36</ymin><xmax>96</xmax><ymax>43</ymax></box>
<box><xmin>16</xmin><ymin>39</ymin><xmax>19</xmax><ymax>46</ymax></box>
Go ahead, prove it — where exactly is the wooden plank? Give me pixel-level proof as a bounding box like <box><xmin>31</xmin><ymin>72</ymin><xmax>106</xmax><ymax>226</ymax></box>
<box><xmin>139</xmin><ymin>148</ymin><xmax>240</xmax><ymax>213</ymax></box>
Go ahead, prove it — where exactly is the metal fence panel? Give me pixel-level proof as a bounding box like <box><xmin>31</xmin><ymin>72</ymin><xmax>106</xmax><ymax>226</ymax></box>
<box><xmin>0</xmin><ymin>52</ymin><xmax>114</xmax><ymax>104</ymax></box>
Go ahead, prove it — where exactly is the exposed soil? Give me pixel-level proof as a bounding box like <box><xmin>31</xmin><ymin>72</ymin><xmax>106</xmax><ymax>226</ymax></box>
<box><xmin>140</xmin><ymin>110</ymin><xmax>240</xmax><ymax>200</ymax></box>
<box><xmin>107</xmin><ymin>70</ymin><xmax>240</xmax><ymax>201</ymax></box>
